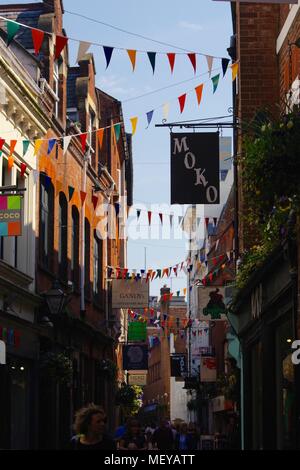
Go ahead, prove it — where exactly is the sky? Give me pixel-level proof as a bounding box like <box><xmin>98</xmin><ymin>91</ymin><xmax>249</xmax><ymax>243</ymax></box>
<box><xmin>3</xmin><ymin>0</ymin><xmax>233</xmax><ymax>297</ymax></box>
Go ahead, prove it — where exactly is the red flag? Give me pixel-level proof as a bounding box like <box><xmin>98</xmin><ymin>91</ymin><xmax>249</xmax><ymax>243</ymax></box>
<box><xmin>148</xmin><ymin>211</ymin><xmax>152</xmax><ymax>225</ymax></box>
<box><xmin>213</xmin><ymin>257</ymin><xmax>217</xmax><ymax>266</ymax></box>
<box><xmin>55</xmin><ymin>35</ymin><xmax>68</xmax><ymax>60</ymax></box>
<box><xmin>173</xmin><ymin>266</ymin><xmax>178</xmax><ymax>277</ymax></box>
<box><xmin>0</xmin><ymin>139</ymin><xmax>5</xmax><ymax>152</ymax></box>
<box><xmin>178</xmin><ymin>94</ymin><xmax>187</xmax><ymax>114</ymax></box>
<box><xmin>32</xmin><ymin>28</ymin><xmax>44</xmax><ymax>55</ymax></box>
<box><xmin>80</xmin><ymin>191</ymin><xmax>87</xmax><ymax>205</ymax></box>
<box><xmin>20</xmin><ymin>163</ymin><xmax>27</xmax><ymax>177</ymax></box>
<box><xmin>188</xmin><ymin>53</ymin><xmax>196</xmax><ymax>74</ymax></box>
<box><xmin>92</xmin><ymin>195</ymin><xmax>98</xmax><ymax>210</ymax></box>
<box><xmin>80</xmin><ymin>133</ymin><xmax>88</xmax><ymax>152</ymax></box>
<box><xmin>122</xmin><ymin>268</ymin><xmax>128</xmax><ymax>279</ymax></box>
<box><xmin>209</xmin><ymin>272</ymin><xmax>213</xmax><ymax>282</ymax></box>
<box><xmin>202</xmin><ymin>278</ymin><xmax>207</xmax><ymax>286</ymax></box>
<box><xmin>167</xmin><ymin>53</ymin><xmax>176</xmax><ymax>73</ymax></box>
<box><xmin>205</xmin><ymin>217</ymin><xmax>209</xmax><ymax>228</ymax></box>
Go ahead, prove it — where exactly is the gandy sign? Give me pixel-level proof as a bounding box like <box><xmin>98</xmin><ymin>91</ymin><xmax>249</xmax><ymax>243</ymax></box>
<box><xmin>171</xmin><ymin>132</ymin><xmax>220</xmax><ymax>204</ymax></box>
<box><xmin>112</xmin><ymin>279</ymin><xmax>149</xmax><ymax>309</ymax></box>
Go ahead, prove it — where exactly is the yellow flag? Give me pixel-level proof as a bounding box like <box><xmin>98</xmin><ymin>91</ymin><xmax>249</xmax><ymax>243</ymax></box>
<box><xmin>127</xmin><ymin>49</ymin><xmax>137</xmax><ymax>71</ymax></box>
<box><xmin>231</xmin><ymin>62</ymin><xmax>239</xmax><ymax>82</ymax></box>
<box><xmin>130</xmin><ymin>117</ymin><xmax>138</xmax><ymax>136</ymax></box>
<box><xmin>34</xmin><ymin>139</ymin><xmax>43</xmax><ymax>156</ymax></box>
<box><xmin>183</xmin><ymin>288</ymin><xmax>187</xmax><ymax>296</ymax></box>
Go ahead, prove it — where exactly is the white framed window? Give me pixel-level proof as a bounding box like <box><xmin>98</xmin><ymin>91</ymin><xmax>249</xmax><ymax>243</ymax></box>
<box><xmin>53</xmin><ymin>62</ymin><xmax>59</xmax><ymax>118</ymax></box>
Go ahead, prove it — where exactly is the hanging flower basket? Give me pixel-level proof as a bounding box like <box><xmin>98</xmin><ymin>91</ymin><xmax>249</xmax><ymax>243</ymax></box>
<box><xmin>39</xmin><ymin>351</ymin><xmax>73</xmax><ymax>385</ymax></box>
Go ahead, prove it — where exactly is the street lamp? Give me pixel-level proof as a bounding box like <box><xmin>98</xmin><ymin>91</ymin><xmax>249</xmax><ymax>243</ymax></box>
<box><xmin>44</xmin><ymin>280</ymin><xmax>70</xmax><ymax>316</ymax></box>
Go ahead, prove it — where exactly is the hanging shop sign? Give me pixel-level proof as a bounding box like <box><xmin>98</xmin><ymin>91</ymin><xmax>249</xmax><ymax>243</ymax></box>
<box><xmin>0</xmin><ymin>195</ymin><xmax>22</xmax><ymax>237</ymax></box>
<box><xmin>198</xmin><ymin>287</ymin><xmax>227</xmax><ymax>321</ymax></box>
<box><xmin>112</xmin><ymin>279</ymin><xmax>149</xmax><ymax>309</ymax></box>
<box><xmin>0</xmin><ymin>340</ymin><xmax>6</xmax><ymax>364</ymax></box>
<box><xmin>128</xmin><ymin>321</ymin><xmax>147</xmax><ymax>342</ymax></box>
<box><xmin>170</xmin><ymin>354</ymin><xmax>187</xmax><ymax>378</ymax></box>
<box><xmin>128</xmin><ymin>373</ymin><xmax>148</xmax><ymax>386</ymax></box>
<box><xmin>171</xmin><ymin>133</ymin><xmax>220</xmax><ymax>204</ymax></box>
<box><xmin>200</xmin><ymin>356</ymin><xmax>217</xmax><ymax>383</ymax></box>
<box><xmin>123</xmin><ymin>344</ymin><xmax>148</xmax><ymax>371</ymax></box>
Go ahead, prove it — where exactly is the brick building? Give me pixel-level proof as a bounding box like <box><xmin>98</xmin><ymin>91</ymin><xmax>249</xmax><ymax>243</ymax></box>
<box><xmin>0</xmin><ymin>0</ymin><xmax>132</xmax><ymax>449</ymax></box>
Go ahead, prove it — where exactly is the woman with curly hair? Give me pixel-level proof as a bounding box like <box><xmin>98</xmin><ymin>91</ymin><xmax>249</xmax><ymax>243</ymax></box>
<box><xmin>70</xmin><ymin>404</ymin><xmax>116</xmax><ymax>450</ymax></box>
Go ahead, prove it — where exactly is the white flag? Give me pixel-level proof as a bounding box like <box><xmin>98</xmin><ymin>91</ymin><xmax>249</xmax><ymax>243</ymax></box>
<box><xmin>162</xmin><ymin>103</ymin><xmax>170</xmax><ymax>121</ymax></box>
<box><xmin>63</xmin><ymin>135</ymin><xmax>72</xmax><ymax>155</ymax></box>
<box><xmin>77</xmin><ymin>41</ymin><xmax>92</xmax><ymax>63</ymax></box>
<box><xmin>32</xmin><ymin>170</ymin><xmax>39</xmax><ymax>185</ymax></box>
<box><xmin>206</xmin><ymin>55</ymin><xmax>214</xmax><ymax>77</ymax></box>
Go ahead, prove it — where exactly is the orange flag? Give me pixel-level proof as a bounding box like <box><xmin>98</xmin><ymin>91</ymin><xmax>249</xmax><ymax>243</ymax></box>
<box><xmin>97</xmin><ymin>129</ymin><xmax>104</xmax><ymax>149</ymax></box>
<box><xmin>8</xmin><ymin>155</ymin><xmax>14</xmax><ymax>171</ymax></box>
<box><xmin>9</xmin><ymin>139</ymin><xmax>17</xmax><ymax>155</ymax></box>
<box><xmin>195</xmin><ymin>84</ymin><xmax>204</xmax><ymax>106</ymax></box>
<box><xmin>127</xmin><ymin>49</ymin><xmax>137</xmax><ymax>71</ymax></box>
<box><xmin>231</xmin><ymin>62</ymin><xmax>239</xmax><ymax>81</ymax></box>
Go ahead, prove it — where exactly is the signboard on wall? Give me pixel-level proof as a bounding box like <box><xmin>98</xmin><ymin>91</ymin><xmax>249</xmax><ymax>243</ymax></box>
<box><xmin>170</xmin><ymin>354</ymin><xmax>187</xmax><ymax>377</ymax></box>
<box><xmin>123</xmin><ymin>344</ymin><xmax>148</xmax><ymax>371</ymax></box>
<box><xmin>198</xmin><ymin>287</ymin><xmax>227</xmax><ymax>321</ymax></box>
<box><xmin>0</xmin><ymin>195</ymin><xmax>22</xmax><ymax>237</ymax></box>
<box><xmin>171</xmin><ymin>133</ymin><xmax>220</xmax><ymax>204</ymax></box>
<box><xmin>128</xmin><ymin>321</ymin><xmax>147</xmax><ymax>342</ymax></box>
<box><xmin>200</xmin><ymin>356</ymin><xmax>217</xmax><ymax>383</ymax></box>
<box><xmin>128</xmin><ymin>374</ymin><xmax>147</xmax><ymax>386</ymax></box>
<box><xmin>112</xmin><ymin>279</ymin><xmax>149</xmax><ymax>309</ymax></box>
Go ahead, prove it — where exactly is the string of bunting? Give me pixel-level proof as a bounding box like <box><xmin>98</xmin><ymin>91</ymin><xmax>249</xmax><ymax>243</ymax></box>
<box><xmin>2</xmin><ymin>17</ymin><xmax>237</xmax><ymax>78</ymax></box>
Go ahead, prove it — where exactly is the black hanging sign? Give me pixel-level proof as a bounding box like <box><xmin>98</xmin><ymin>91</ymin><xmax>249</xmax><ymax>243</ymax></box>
<box><xmin>171</xmin><ymin>132</ymin><xmax>220</xmax><ymax>204</ymax></box>
<box><xmin>170</xmin><ymin>354</ymin><xmax>187</xmax><ymax>377</ymax></box>
<box><xmin>123</xmin><ymin>344</ymin><xmax>148</xmax><ymax>371</ymax></box>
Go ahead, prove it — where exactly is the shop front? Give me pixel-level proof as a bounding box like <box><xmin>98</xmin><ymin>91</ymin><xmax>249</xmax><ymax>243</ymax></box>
<box><xmin>232</xmin><ymin>244</ymin><xmax>299</xmax><ymax>450</ymax></box>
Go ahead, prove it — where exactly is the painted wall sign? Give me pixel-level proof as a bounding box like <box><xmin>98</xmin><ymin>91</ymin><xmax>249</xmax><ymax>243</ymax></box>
<box><xmin>0</xmin><ymin>195</ymin><xmax>22</xmax><ymax>237</ymax></box>
<box><xmin>171</xmin><ymin>133</ymin><xmax>220</xmax><ymax>204</ymax></box>
<box><xmin>112</xmin><ymin>280</ymin><xmax>149</xmax><ymax>309</ymax></box>
<box><xmin>200</xmin><ymin>356</ymin><xmax>217</xmax><ymax>383</ymax></box>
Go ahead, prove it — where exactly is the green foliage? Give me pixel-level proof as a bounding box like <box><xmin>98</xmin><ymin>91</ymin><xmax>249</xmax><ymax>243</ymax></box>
<box><xmin>39</xmin><ymin>352</ymin><xmax>73</xmax><ymax>385</ymax></box>
<box><xmin>216</xmin><ymin>370</ymin><xmax>240</xmax><ymax>403</ymax></box>
<box><xmin>115</xmin><ymin>383</ymin><xmax>143</xmax><ymax>417</ymax></box>
<box><xmin>236</xmin><ymin>109</ymin><xmax>300</xmax><ymax>291</ymax></box>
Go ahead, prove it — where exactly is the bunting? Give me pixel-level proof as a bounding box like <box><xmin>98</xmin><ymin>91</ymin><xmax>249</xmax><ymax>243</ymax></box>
<box><xmin>212</xmin><ymin>74</ymin><xmax>220</xmax><ymax>94</ymax></box>
<box><xmin>146</xmin><ymin>110</ymin><xmax>154</xmax><ymax>128</ymax></box>
<box><xmin>23</xmin><ymin>140</ymin><xmax>30</xmax><ymax>157</ymax></box>
<box><xmin>114</xmin><ymin>123</ymin><xmax>121</xmax><ymax>142</ymax></box>
<box><xmin>195</xmin><ymin>84</ymin><xmax>204</xmax><ymax>106</ymax></box>
<box><xmin>63</xmin><ymin>136</ymin><xmax>72</xmax><ymax>155</ymax></box>
<box><xmin>6</xmin><ymin>20</ymin><xmax>20</xmax><ymax>45</ymax></box>
<box><xmin>80</xmin><ymin>133</ymin><xmax>88</xmax><ymax>152</ymax></box>
<box><xmin>31</xmin><ymin>28</ymin><xmax>44</xmax><ymax>56</ymax></box>
<box><xmin>222</xmin><ymin>58</ymin><xmax>230</xmax><ymax>77</ymax></box>
<box><xmin>147</xmin><ymin>52</ymin><xmax>156</xmax><ymax>74</ymax></box>
<box><xmin>47</xmin><ymin>139</ymin><xmax>56</xmax><ymax>155</ymax></box>
<box><xmin>97</xmin><ymin>129</ymin><xmax>104</xmax><ymax>149</ymax></box>
<box><xmin>77</xmin><ymin>41</ymin><xmax>91</xmax><ymax>63</ymax></box>
<box><xmin>55</xmin><ymin>35</ymin><xmax>68</xmax><ymax>60</ymax></box>
<box><xmin>167</xmin><ymin>53</ymin><xmax>176</xmax><ymax>73</ymax></box>
<box><xmin>92</xmin><ymin>195</ymin><xmax>98</xmax><ymax>210</ymax></box>
<box><xmin>20</xmin><ymin>163</ymin><xmax>27</xmax><ymax>177</ymax></box>
<box><xmin>68</xmin><ymin>186</ymin><xmax>75</xmax><ymax>202</ymax></box>
<box><xmin>127</xmin><ymin>49</ymin><xmax>137</xmax><ymax>71</ymax></box>
<box><xmin>103</xmin><ymin>46</ymin><xmax>114</xmax><ymax>68</ymax></box>
<box><xmin>188</xmin><ymin>53</ymin><xmax>197</xmax><ymax>74</ymax></box>
<box><xmin>206</xmin><ymin>55</ymin><xmax>213</xmax><ymax>77</ymax></box>
<box><xmin>130</xmin><ymin>117</ymin><xmax>138</xmax><ymax>136</ymax></box>
<box><xmin>231</xmin><ymin>62</ymin><xmax>239</xmax><ymax>81</ymax></box>
<box><xmin>9</xmin><ymin>140</ymin><xmax>17</xmax><ymax>156</ymax></box>
<box><xmin>178</xmin><ymin>94</ymin><xmax>187</xmax><ymax>114</ymax></box>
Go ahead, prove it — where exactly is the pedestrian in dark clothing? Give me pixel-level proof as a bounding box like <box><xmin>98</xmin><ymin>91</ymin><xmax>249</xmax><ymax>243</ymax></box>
<box><xmin>152</xmin><ymin>420</ymin><xmax>174</xmax><ymax>450</ymax></box>
<box><xmin>119</xmin><ymin>419</ymin><xmax>146</xmax><ymax>450</ymax></box>
<box><xmin>175</xmin><ymin>423</ymin><xmax>189</xmax><ymax>451</ymax></box>
<box><xmin>69</xmin><ymin>403</ymin><xmax>116</xmax><ymax>450</ymax></box>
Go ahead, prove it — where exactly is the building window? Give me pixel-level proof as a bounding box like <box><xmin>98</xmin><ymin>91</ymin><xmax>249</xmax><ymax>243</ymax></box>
<box><xmin>53</xmin><ymin>61</ymin><xmax>59</xmax><ymax>118</ymax></box>
<box><xmin>71</xmin><ymin>206</ymin><xmax>80</xmax><ymax>290</ymax></box>
<box><xmin>93</xmin><ymin>230</ymin><xmax>103</xmax><ymax>303</ymax></box>
<box><xmin>84</xmin><ymin>218</ymin><xmax>90</xmax><ymax>299</ymax></box>
<box><xmin>39</xmin><ymin>174</ymin><xmax>54</xmax><ymax>271</ymax></box>
<box><xmin>58</xmin><ymin>192</ymin><xmax>68</xmax><ymax>281</ymax></box>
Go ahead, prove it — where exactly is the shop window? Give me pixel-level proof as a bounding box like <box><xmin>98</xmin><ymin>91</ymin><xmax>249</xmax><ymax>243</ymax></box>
<box><xmin>93</xmin><ymin>230</ymin><xmax>103</xmax><ymax>305</ymax></box>
<box><xmin>84</xmin><ymin>218</ymin><xmax>90</xmax><ymax>300</ymax></box>
<box><xmin>251</xmin><ymin>341</ymin><xmax>263</xmax><ymax>450</ymax></box>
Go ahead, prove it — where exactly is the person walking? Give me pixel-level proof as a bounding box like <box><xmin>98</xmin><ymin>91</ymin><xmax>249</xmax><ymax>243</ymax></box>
<box><xmin>69</xmin><ymin>404</ymin><xmax>116</xmax><ymax>450</ymax></box>
<box><xmin>118</xmin><ymin>418</ymin><xmax>147</xmax><ymax>450</ymax></box>
<box><xmin>152</xmin><ymin>419</ymin><xmax>174</xmax><ymax>451</ymax></box>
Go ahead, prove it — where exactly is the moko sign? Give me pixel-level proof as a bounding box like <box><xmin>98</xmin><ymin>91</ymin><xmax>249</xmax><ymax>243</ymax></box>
<box><xmin>112</xmin><ymin>279</ymin><xmax>149</xmax><ymax>309</ymax></box>
<box><xmin>0</xmin><ymin>195</ymin><xmax>22</xmax><ymax>237</ymax></box>
<box><xmin>171</xmin><ymin>133</ymin><xmax>220</xmax><ymax>204</ymax></box>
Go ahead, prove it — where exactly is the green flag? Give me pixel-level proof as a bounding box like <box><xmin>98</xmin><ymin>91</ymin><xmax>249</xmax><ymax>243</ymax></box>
<box><xmin>212</xmin><ymin>74</ymin><xmax>220</xmax><ymax>94</ymax></box>
<box><xmin>7</xmin><ymin>20</ymin><xmax>20</xmax><ymax>45</ymax></box>
<box><xmin>114</xmin><ymin>123</ymin><xmax>121</xmax><ymax>142</ymax></box>
<box><xmin>23</xmin><ymin>140</ymin><xmax>30</xmax><ymax>157</ymax></box>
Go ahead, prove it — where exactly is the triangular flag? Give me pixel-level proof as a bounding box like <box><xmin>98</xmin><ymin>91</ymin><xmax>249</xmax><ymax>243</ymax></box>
<box><xmin>55</xmin><ymin>35</ymin><xmax>68</xmax><ymax>60</ymax></box>
<box><xmin>31</xmin><ymin>28</ymin><xmax>44</xmax><ymax>56</ymax></box>
<box><xmin>178</xmin><ymin>94</ymin><xmax>187</xmax><ymax>114</ymax></box>
<box><xmin>188</xmin><ymin>53</ymin><xmax>196</xmax><ymax>74</ymax></box>
<box><xmin>147</xmin><ymin>52</ymin><xmax>156</xmax><ymax>74</ymax></box>
<box><xmin>47</xmin><ymin>139</ymin><xmax>56</xmax><ymax>155</ymax></box>
<box><xmin>183</xmin><ymin>288</ymin><xmax>187</xmax><ymax>296</ymax></box>
<box><xmin>127</xmin><ymin>49</ymin><xmax>137</xmax><ymax>71</ymax></box>
<box><xmin>23</xmin><ymin>140</ymin><xmax>30</xmax><ymax>157</ymax></box>
<box><xmin>130</xmin><ymin>117</ymin><xmax>138</xmax><ymax>136</ymax></box>
<box><xmin>167</xmin><ymin>53</ymin><xmax>176</xmax><ymax>73</ymax></box>
<box><xmin>162</xmin><ymin>103</ymin><xmax>170</xmax><ymax>121</ymax></box>
<box><xmin>155</xmin><ymin>269</ymin><xmax>161</xmax><ymax>279</ymax></box>
<box><xmin>212</xmin><ymin>74</ymin><xmax>220</xmax><ymax>94</ymax></box>
<box><xmin>195</xmin><ymin>84</ymin><xmax>204</xmax><ymax>106</ymax></box>
<box><xmin>148</xmin><ymin>211</ymin><xmax>152</xmax><ymax>225</ymax></box>
<box><xmin>80</xmin><ymin>191</ymin><xmax>87</xmax><ymax>205</ymax></box>
<box><xmin>6</xmin><ymin>20</ymin><xmax>20</xmax><ymax>46</ymax></box>
<box><xmin>8</xmin><ymin>155</ymin><xmax>14</xmax><ymax>170</ymax></box>
<box><xmin>0</xmin><ymin>139</ymin><xmax>5</xmax><ymax>153</ymax></box>
<box><xmin>197</xmin><ymin>217</ymin><xmax>201</xmax><ymax>227</ymax></box>
<box><xmin>9</xmin><ymin>140</ymin><xmax>17</xmax><ymax>156</ymax></box>
<box><xmin>146</xmin><ymin>110</ymin><xmax>154</xmax><ymax>128</ymax></box>
<box><xmin>114</xmin><ymin>124</ymin><xmax>121</xmax><ymax>142</ymax></box>
<box><xmin>80</xmin><ymin>133</ymin><xmax>88</xmax><ymax>152</ymax></box>
<box><xmin>103</xmin><ymin>46</ymin><xmax>114</xmax><ymax>69</ymax></box>
<box><xmin>63</xmin><ymin>135</ymin><xmax>72</xmax><ymax>155</ymax></box>
<box><xmin>206</xmin><ymin>55</ymin><xmax>213</xmax><ymax>76</ymax></box>
<box><xmin>213</xmin><ymin>217</ymin><xmax>218</xmax><ymax>227</ymax></box>
<box><xmin>173</xmin><ymin>267</ymin><xmax>178</xmax><ymax>277</ymax></box>
<box><xmin>34</xmin><ymin>139</ymin><xmax>43</xmax><ymax>156</ymax></box>
<box><xmin>222</xmin><ymin>58</ymin><xmax>230</xmax><ymax>77</ymax></box>
<box><xmin>97</xmin><ymin>129</ymin><xmax>104</xmax><ymax>149</ymax></box>
<box><xmin>92</xmin><ymin>195</ymin><xmax>98</xmax><ymax>210</ymax></box>
<box><xmin>151</xmin><ymin>271</ymin><xmax>156</xmax><ymax>281</ymax></box>
<box><xmin>137</xmin><ymin>209</ymin><xmax>141</xmax><ymax>221</ymax></box>
<box><xmin>68</xmin><ymin>186</ymin><xmax>75</xmax><ymax>202</ymax></box>
<box><xmin>77</xmin><ymin>41</ymin><xmax>91</xmax><ymax>63</ymax></box>
<box><xmin>20</xmin><ymin>163</ymin><xmax>27</xmax><ymax>177</ymax></box>
<box><xmin>231</xmin><ymin>62</ymin><xmax>239</xmax><ymax>81</ymax></box>
<box><xmin>159</xmin><ymin>213</ymin><xmax>163</xmax><ymax>224</ymax></box>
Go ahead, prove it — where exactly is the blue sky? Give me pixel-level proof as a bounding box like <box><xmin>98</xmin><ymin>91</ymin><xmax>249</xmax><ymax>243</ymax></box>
<box><xmin>4</xmin><ymin>0</ymin><xmax>233</xmax><ymax>297</ymax></box>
